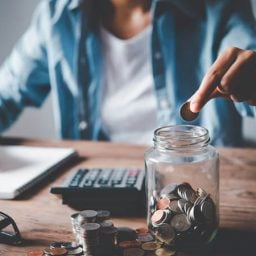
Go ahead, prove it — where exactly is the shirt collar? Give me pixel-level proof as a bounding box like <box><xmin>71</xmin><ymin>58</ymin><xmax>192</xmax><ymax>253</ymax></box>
<box><xmin>68</xmin><ymin>0</ymin><xmax>203</xmax><ymax>18</ymax></box>
<box><xmin>154</xmin><ymin>0</ymin><xmax>203</xmax><ymax>19</ymax></box>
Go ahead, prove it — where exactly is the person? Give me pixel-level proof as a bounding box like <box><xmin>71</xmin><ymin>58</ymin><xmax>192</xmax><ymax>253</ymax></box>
<box><xmin>0</xmin><ymin>0</ymin><xmax>255</xmax><ymax>146</ymax></box>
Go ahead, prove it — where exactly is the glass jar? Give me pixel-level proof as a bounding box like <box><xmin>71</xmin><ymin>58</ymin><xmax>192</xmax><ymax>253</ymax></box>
<box><xmin>145</xmin><ymin>125</ymin><xmax>219</xmax><ymax>251</ymax></box>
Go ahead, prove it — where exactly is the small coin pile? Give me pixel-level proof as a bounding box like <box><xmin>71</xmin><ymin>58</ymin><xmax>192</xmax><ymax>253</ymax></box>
<box><xmin>27</xmin><ymin>242</ymin><xmax>83</xmax><ymax>255</ymax></box>
<box><xmin>149</xmin><ymin>183</ymin><xmax>217</xmax><ymax>249</ymax></box>
<box><xmin>118</xmin><ymin>227</ymin><xmax>176</xmax><ymax>256</ymax></box>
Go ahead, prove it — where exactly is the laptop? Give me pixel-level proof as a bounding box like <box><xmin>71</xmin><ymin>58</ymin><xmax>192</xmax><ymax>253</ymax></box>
<box><xmin>0</xmin><ymin>145</ymin><xmax>77</xmax><ymax>199</ymax></box>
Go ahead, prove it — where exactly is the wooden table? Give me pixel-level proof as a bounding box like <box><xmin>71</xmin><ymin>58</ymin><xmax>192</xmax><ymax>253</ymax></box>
<box><xmin>0</xmin><ymin>138</ymin><xmax>256</xmax><ymax>256</ymax></box>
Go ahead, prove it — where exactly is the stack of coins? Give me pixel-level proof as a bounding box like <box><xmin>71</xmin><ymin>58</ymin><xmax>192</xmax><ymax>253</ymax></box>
<box><xmin>149</xmin><ymin>182</ymin><xmax>217</xmax><ymax>249</ymax></box>
<box><xmin>80</xmin><ymin>223</ymin><xmax>100</xmax><ymax>256</ymax></box>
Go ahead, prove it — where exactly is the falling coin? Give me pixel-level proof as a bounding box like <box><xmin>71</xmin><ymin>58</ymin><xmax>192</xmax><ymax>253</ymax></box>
<box><xmin>180</xmin><ymin>101</ymin><xmax>199</xmax><ymax>121</ymax></box>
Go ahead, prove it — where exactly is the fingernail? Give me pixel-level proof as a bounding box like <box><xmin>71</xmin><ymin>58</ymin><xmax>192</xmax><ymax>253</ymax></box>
<box><xmin>190</xmin><ymin>101</ymin><xmax>201</xmax><ymax>113</ymax></box>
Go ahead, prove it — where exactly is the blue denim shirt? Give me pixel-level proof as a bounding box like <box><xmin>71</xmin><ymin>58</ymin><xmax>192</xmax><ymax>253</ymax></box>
<box><xmin>0</xmin><ymin>0</ymin><xmax>255</xmax><ymax>146</ymax></box>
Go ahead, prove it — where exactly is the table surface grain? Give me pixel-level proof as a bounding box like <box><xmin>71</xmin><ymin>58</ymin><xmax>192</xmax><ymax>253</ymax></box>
<box><xmin>0</xmin><ymin>137</ymin><xmax>256</xmax><ymax>256</ymax></box>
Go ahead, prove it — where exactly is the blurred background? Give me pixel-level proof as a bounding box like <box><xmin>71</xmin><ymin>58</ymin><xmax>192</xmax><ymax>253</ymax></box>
<box><xmin>0</xmin><ymin>0</ymin><xmax>256</xmax><ymax>144</ymax></box>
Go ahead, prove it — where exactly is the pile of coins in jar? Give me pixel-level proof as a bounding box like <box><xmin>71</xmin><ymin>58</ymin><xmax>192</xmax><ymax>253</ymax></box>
<box><xmin>149</xmin><ymin>182</ymin><xmax>217</xmax><ymax>249</ymax></box>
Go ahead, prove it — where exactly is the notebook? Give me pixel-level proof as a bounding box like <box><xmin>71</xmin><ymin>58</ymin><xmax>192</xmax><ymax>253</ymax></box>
<box><xmin>0</xmin><ymin>145</ymin><xmax>77</xmax><ymax>199</ymax></box>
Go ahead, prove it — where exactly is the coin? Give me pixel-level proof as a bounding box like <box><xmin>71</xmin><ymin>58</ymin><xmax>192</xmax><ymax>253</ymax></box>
<box><xmin>151</xmin><ymin>210</ymin><xmax>167</xmax><ymax>225</ymax></box>
<box><xmin>179</xmin><ymin>101</ymin><xmax>199</xmax><ymax>121</ymax></box>
<box><xmin>61</xmin><ymin>242</ymin><xmax>80</xmax><ymax>250</ymax></box>
<box><xmin>100</xmin><ymin>220</ymin><xmax>113</xmax><ymax>228</ymax></box>
<box><xmin>154</xmin><ymin>223</ymin><xmax>175</xmax><ymax>244</ymax></box>
<box><xmin>119</xmin><ymin>240</ymin><xmax>141</xmax><ymax>249</ymax></box>
<box><xmin>141</xmin><ymin>241</ymin><xmax>161</xmax><ymax>251</ymax></box>
<box><xmin>27</xmin><ymin>250</ymin><xmax>44</xmax><ymax>256</ymax></box>
<box><xmin>50</xmin><ymin>248</ymin><xmax>67</xmax><ymax>255</ymax></box>
<box><xmin>136</xmin><ymin>227</ymin><xmax>149</xmax><ymax>234</ymax></box>
<box><xmin>116</xmin><ymin>227</ymin><xmax>137</xmax><ymax>243</ymax></box>
<box><xmin>155</xmin><ymin>247</ymin><xmax>176</xmax><ymax>256</ymax></box>
<box><xmin>168</xmin><ymin>200</ymin><xmax>181</xmax><ymax>213</ymax></box>
<box><xmin>170</xmin><ymin>214</ymin><xmax>191</xmax><ymax>232</ymax></box>
<box><xmin>123</xmin><ymin>247</ymin><xmax>145</xmax><ymax>256</ymax></box>
<box><xmin>66</xmin><ymin>247</ymin><xmax>83</xmax><ymax>255</ymax></box>
<box><xmin>137</xmin><ymin>233</ymin><xmax>154</xmax><ymax>243</ymax></box>
<box><xmin>96</xmin><ymin>210</ymin><xmax>111</xmax><ymax>222</ymax></box>
<box><xmin>200</xmin><ymin>197</ymin><xmax>215</xmax><ymax>223</ymax></box>
<box><xmin>160</xmin><ymin>184</ymin><xmax>177</xmax><ymax>198</ymax></box>
<box><xmin>157</xmin><ymin>197</ymin><xmax>171</xmax><ymax>210</ymax></box>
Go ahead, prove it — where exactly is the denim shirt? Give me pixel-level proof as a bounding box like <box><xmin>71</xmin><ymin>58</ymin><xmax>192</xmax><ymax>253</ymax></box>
<box><xmin>0</xmin><ymin>0</ymin><xmax>255</xmax><ymax>146</ymax></box>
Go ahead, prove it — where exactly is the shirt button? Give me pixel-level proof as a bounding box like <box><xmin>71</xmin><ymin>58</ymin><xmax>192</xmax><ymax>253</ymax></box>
<box><xmin>160</xmin><ymin>99</ymin><xmax>170</xmax><ymax>109</ymax></box>
<box><xmin>79</xmin><ymin>121</ymin><xmax>87</xmax><ymax>130</ymax></box>
<box><xmin>154</xmin><ymin>52</ymin><xmax>162</xmax><ymax>60</ymax></box>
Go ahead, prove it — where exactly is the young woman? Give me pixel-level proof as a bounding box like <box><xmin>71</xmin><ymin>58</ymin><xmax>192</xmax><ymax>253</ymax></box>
<box><xmin>0</xmin><ymin>0</ymin><xmax>255</xmax><ymax>146</ymax></box>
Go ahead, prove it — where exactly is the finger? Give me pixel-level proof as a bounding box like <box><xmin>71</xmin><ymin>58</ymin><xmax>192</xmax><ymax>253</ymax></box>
<box><xmin>246</xmin><ymin>99</ymin><xmax>256</xmax><ymax>106</ymax></box>
<box><xmin>190</xmin><ymin>47</ymin><xmax>239</xmax><ymax>113</ymax></box>
<box><xmin>219</xmin><ymin>50</ymin><xmax>256</xmax><ymax>96</ymax></box>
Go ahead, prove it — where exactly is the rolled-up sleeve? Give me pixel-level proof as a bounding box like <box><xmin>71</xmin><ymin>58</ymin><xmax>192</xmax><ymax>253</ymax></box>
<box><xmin>0</xmin><ymin>1</ymin><xmax>50</xmax><ymax>132</ymax></box>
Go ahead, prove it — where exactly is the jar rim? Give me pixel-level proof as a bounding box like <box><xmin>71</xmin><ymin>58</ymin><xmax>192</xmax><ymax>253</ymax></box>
<box><xmin>153</xmin><ymin>125</ymin><xmax>210</xmax><ymax>150</ymax></box>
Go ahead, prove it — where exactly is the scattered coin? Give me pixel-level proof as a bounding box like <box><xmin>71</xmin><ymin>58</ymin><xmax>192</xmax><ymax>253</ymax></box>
<box><xmin>27</xmin><ymin>250</ymin><xmax>44</xmax><ymax>256</ymax></box>
<box><xmin>141</xmin><ymin>241</ymin><xmax>161</xmax><ymax>251</ymax></box>
<box><xmin>155</xmin><ymin>247</ymin><xmax>176</xmax><ymax>256</ymax></box>
<box><xmin>50</xmin><ymin>247</ymin><xmax>67</xmax><ymax>255</ymax></box>
<box><xmin>137</xmin><ymin>233</ymin><xmax>154</xmax><ymax>243</ymax></box>
<box><xmin>119</xmin><ymin>240</ymin><xmax>141</xmax><ymax>249</ymax></box>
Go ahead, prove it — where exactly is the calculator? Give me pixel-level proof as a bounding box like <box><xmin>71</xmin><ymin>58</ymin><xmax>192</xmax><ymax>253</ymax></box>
<box><xmin>50</xmin><ymin>168</ymin><xmax>146</xmax><ymax>216</ymax></box>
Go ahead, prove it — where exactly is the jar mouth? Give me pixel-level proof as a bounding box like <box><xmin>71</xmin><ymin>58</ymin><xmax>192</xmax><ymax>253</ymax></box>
<box><xmin>153</xmin><ymin>125</ymin><xmax>210</xmax><ymax>150</ymax></box>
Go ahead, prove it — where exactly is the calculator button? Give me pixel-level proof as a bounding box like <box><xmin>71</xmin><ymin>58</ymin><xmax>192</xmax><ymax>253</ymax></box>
<box><xmin>69</xmin><ymin>169</ymin><xmax>87</xmax><ymax>187</ymax></box>
<box><xmin>83</xmin><ymin>169</ymin><xmax>101</xmax><ymax>187</ymax></box>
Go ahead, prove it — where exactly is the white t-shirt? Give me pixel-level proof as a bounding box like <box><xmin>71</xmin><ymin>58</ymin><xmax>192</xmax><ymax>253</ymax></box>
<box><xmin>100</xmin><ymin>26</ymin><xmax>158</xmax><ymax>145</ymax></box>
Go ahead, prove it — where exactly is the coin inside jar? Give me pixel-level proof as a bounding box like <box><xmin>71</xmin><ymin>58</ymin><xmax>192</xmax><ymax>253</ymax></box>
<box><xmin>170</xmin><ymin>213</ymin><xmax>191</xmax><ymax>232</ymax></box>
<box><xmin>151</xmin><ymin>210</ymin><xmax>168</xmax><ymax>225</ymax></box>
<box><xmin>180</xmin><ymin>101</ymin><xmax>199</xmax><ymax>121</ymax></box>
<box><xmin>157</xmin><ymin>197</ymin><xmax>171</xmax><ymax>210</ymax></box>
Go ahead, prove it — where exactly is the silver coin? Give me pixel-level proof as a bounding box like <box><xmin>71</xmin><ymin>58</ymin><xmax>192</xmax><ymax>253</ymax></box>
<box><xmin>170</xmin><ymin>214</ymin><xmax>191</xmax><ymax>232</ymax></box>
<box><xmin>160</xmin><ymin>183</ymin><xmax>177</xmax><ymax>198</ymax></box>
<box><xmin>79</xmin><ymin>210</ymin><xmax>98</xmax><ymax>219</ymax></box>
<box><xmin>155</xmin><ymin>247</ymin><xmax>177</xmax><ymax>256</ymax></box>
<box><xmin>168</xmin><ymin>200</ymin><xmax>181</xmax><ymax>213</ymax></box>
<box><xmin>197</xmin><ymin>187</ymin><xmax>207</xmax><ymax>197</ymax></box>
<box><xmin>188</xmin><ymin>205</ymin><xmax>203</xmax><ymax>223</ymax></box>
<box><xmin>200</xmin><ymin>197</ymin><xmax>215</xmax><ymax>223</ymax></box>
<box><xmin>67</xmin><ymin>247</ymin><xmax>83</xmax><ymax>255</ymax></box>
<box><xmin>155</xmin><ymin>223</ymin><xmax>175</xmax><ymax>244</ymax></box>
<box><xmin>177</xmin><ymin>199</ymin><xmax>187</xmax><ymax>213</ymax></box>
